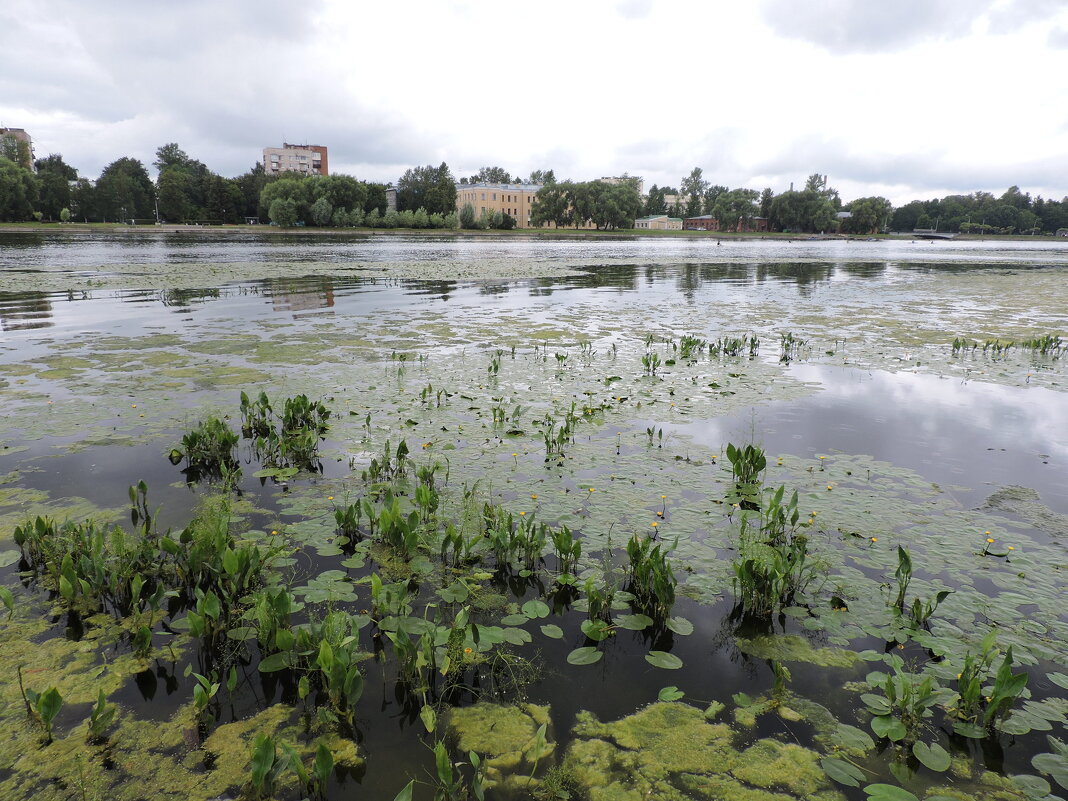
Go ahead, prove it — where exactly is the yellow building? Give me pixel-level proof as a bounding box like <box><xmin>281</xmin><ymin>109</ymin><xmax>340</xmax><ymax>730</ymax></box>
<box><xmin>634</xmin><ymin>215</ymin><xmax>683</xmax><ymax>230</ymax></box>
<box><xmin>455</xmin><ymin>182</ymin><xmax>540</xmax><ymax>227</ymax></box>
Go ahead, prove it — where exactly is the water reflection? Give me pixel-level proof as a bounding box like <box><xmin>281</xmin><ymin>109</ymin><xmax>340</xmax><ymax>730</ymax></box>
<box><xmin>0</xmin><ymin>290</ymin><xmax>53</xmax><ymax>330</ymax></box>
<box><xmin>267</xmin><ymin>276</ymin><xmax>335</xmax><ymax>314</ymax></box>
<box><xmin>672</xmin><ymin>364</ymin><xmax>1068</xmax><ymax>513</ymax></box>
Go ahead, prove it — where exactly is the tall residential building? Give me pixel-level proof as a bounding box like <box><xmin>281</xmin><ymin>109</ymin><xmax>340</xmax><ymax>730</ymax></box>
<box><xmin>0</xmin><ymin>127</ymin><xmax>34</xmax><ymax>171</ymax></box>
<box><xmin>455</xmin><ymin>182</ymin><xmax>541</xmax><ymax>228</ymax></box>
<box><xmin>263</xmin><ymin>142</ymin><xmax>328</xmax><ymax>176</ymax></box>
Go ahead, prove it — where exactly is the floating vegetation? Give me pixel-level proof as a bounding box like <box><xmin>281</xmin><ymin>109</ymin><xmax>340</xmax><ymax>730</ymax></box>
<box><xmin>2</xmin><ymin>237</ymin><xmax>1068</xmax><ymax>798</ymax></box>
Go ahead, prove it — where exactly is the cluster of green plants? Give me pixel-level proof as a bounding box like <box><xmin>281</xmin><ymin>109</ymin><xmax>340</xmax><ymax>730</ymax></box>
<box><xmin>538</xmin><ymin>403</ymin><xmax>581</xmax><ymax>461</ymax></box>
<box><xmin>625</xmin><ymin>534</ymin><xmax>677</xmax><ymax>620</ymax></box>
<box><xmin>710</xmin><ymin>334</ymin><xmax>759</xmax><ymax>357</ymax></box>
<box><xmin>779</xmin><ymin>331</ymin><xmax>807</xmax><ymax>362</ymax></box>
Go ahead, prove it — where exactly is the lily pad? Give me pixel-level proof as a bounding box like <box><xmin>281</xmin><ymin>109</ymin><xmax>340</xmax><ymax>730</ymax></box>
<box><xmin>539</xmin><ymin>624</ymin><xmax>564</xmax><ymax>639</ymax></box>
<box><xmin>666</xmin><ymin>616</ymin><xmax>694</xmax><ymax>635</ymax></box>
<box><xmin>863</xmin><ymin>784</ymin><xmax>920</xmax><ymax>801</ymax></box>
<box><xmin>617</xmin><ymin>613</ymin><xmax>653</xmax><ymax>631</ymax></box>
<box><xmin>822</xmin><ymin>756</ymin><xmax>865</xmax><ymax>787</ymax></box>
<box><xmin>912</xmin><ymin>741</ymin><xmax>951</xmax><ymax>772</ymax></box>
<box><xmin>658</xmin><ymin>686</ymin><xmax>684</xmax><ymax>701</ymax></box>
<box><xmin>645</xmin><ymin>650</ymin><xmax>683</xmax><ymax>670</ymax></box>
<box><xmin>521</xmin><ymin>599</ymin><xmax>550</xmax><ymax>619</ymax></box>
<box><xmin>567</xmin><ymin>646</ymin><xmax>602</xmax><ymax>665</ymax></box>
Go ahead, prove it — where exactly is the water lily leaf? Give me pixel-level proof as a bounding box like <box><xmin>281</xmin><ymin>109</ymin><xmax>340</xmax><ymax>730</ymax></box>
<box><xmin>581</xmin><ymin>619</ymin><xmax>612</xmax><ymax>642</ymax></box>
<box><xmin>733</xmin><ymin>692</ymin><xmax>754</xmax><ymax>708</ymax></box>
<box><xmin>871</xmin><ymin>715</ymin><xmax>906</xmax><ymax>741</ymax></box>
<box><xmin>953</xmin><ymin>721</ymin><xmax>987</xmax><ymax>739</ymax></box>
<box><xmin>521</xmin><ymin>599</ymin><xmax>550</xmax><ymax>619</ymax></box>
<box><xmin>438</xmin><ymin>581</ymin><xmax>469</xmax><ymax>603</ymax></box>
<box><xmin>834</xmin><ymin>724</ymin><xmax>875</xmax><ymax>752</ymax></box>
<box><xmin>645</xmin><ymin>650</ymin><xmax>683</xmax><ymax>669</ymax></box>
<box><xmin>617</xmin><ymin>614</ymin><xmax>653</xmax><ymax>631</ymax></box>
<box><xmin>1047</xmin><ymin>672</ymin><xmax>1068</xmax><ymax>690</ymax></box>
<box><xmin>474</xmin><ymin>625</ymin><xmax>504</xmax><ymax>644</ymax></box>
<box><xmin>500</xmin><ymin>614</ymin><xmax>529</xmax><ymax>626</ymax></box>
<box><xmin>540</xmin><ymin>624</ymin><xmax>564</xmax><ymax>639</ymax></box>
<box><xmin>666</xmin><ymin>616</ymin><xmax>694</xmax><ymax>635</ymax></box>
<box><xmin>658</xmin><ymin>686</ymin><xmax>684</xmax><ymax>701</ymax></box>
<box><xmin>822</xmin><ymin>757</ymin><xmax>865</xmax><ymax>787</ymax></box>
<box><xmin>0</xmin><ymin>550</ymin><xmax>19</xmax><ymax>568</ymax></box>
<box><xmin>340</xmin><ymin>555</ymin><xmax>365</xmax><ymax>569</ymax></box>
<box><xmin>912</xmin><ymin>741</ymin><xmax>951</xmax><ymax>772</ymax></box>
<box><xmin>567</xmin><ymin>646</ymin><xmax>602</xmax><ymax>665</ymax></box>
<box><xmin>1032</xmin><ymin>752</ymin><xmax>1068</xmax><ymax>790</ymax></box>
<box><xmin>1010</xmin><ymin>774</ymin><xmax>1052</xmax><ymax>799</ymax></box>
<box><xmin>997</xmin><ymin>713</ymin><xmax>1036</xmax><ymax>735</ymax></box>
<box><xmin>253</xmin><ymin>466</ymin><xmax>299</xmax><ymax>479</ymax></box>
<box><xmin>501</xmin><ymin>627</ymin><xmax>532</xmax><ymax>646</ymax></box>
<box><xmin>863</xmin><ymin>783</ymin><xmax>920</xmax><ymax>801</ymax></box>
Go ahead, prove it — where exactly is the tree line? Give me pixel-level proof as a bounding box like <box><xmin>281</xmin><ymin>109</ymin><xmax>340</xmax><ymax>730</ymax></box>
<box><xmin>2</xmin><ymin>136</ymin><xmax>1067</xmax><ymax>235</ymax></box>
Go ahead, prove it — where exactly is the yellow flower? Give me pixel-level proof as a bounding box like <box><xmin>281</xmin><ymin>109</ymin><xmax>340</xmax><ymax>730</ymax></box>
<box><xmin>464</xmin><ymin>647</ymin><xmax>472</xmax><ymax>654</ymax></box>
<box><xmin>512</xmin><ymin>452</ymin><xmax>517</xmax><ymax>457</ymax></box>
<box><xmin>271</xmin><ymin>530</ymin><xmax>278</xmax><ymax>535</ymax></box>
<box><xmin>1007</xmin><ymin>545</ymin><xmax>1015</xmax><ymax>551</ymax></box>
<box><xmin>986</xmin><ymin>537</ymin><xmax>994</xmax><ymax>544</ymax></box>
<box><xmin>826</xmin><ymin>485</ymin><xmax>833</xmax><ymax>490</ymax></box>
<box><xmin>810</xmin><ymin>511</ymin><xmax>817</xmax><ymax>516</ymax></box>
<box><xmin>531</xmin><ymin>494</ymin><xmax>538</xmax><ymax>500</ymax></box>
<box><xmin>870</xmin><ymin>537</ymin><xmax>878</xmax><ymax>543</ymax></box>
<box><xmin>661</xmin><ymin>495</ymin><xmax>667</xmax><ymax>499</ymax></box>
<box><xmin>819</xmin><ymin>456</ymin><xmax>826</xmax><ymax>460</ymax></box>
<box><xmin>328</xmin><ymin>496</ymin><xmax>334</xmax><ymax>501</ymax></box>
<box><xmin>651</xmin><ymin>522</ymin><xmax>658</xmax><ymax>528</ymax></box>
<box><xmin>588</xmin><ymin>487</ymin><xmax>595</xmax><ymax>492</ymax></box>
<box><xmin>519</xmin><ymin>511</ymin><xmax>526</xmax><ymax>516</ymax></box>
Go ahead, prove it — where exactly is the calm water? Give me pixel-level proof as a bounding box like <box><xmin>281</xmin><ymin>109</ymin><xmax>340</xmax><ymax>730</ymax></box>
<box><xmin>1</xmin><ymin>232</ymin><xmax>1067</xmax><ymax>801</ymax></box>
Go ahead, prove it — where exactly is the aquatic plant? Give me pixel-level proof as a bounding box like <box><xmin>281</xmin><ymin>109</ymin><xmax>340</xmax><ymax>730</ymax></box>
<box><xmin>861</xmin><ymin>657</ymin><xmax>947</xmax><ymax>746</ymax></box>
<box><xmin>86</xmin><ymin>689</ymin><xmax>117</xmax><ymax>742</ymax></box>
<box><xmin>779</xmin><ymin>331</ymin><xmax>807</xmax><ymax>362</ymax></box>
<box><xmin>625</xmin><ymin>534</ymin><xmax>677</xmax><ymax>620</ymax></box>
<box><xmin>642</xmin><ymin>351</ymin><xmax>662</xmax><ymax>375</ymax></box>
<box><xmin>171</xmin><ymin>415</ymin><xmax>240</xmax><ymax>478</ymax></box>
<box><xmin>725</xmin><ymin>442</ymin><xmax>766</xmax><ymax>508</ymax></box>
<box><xmin>248</xmin><ymin>732</ymin><xmax>290</xmax><ymax>800</ymax></box>
<box><xmin>21</xmin><ymin>676</ymin><xmax>63</xmax><ymax>744</ymax></box>
<box><xmin>678</xmin><ymin>334</ymin><xmax>707</xmax><ymax>361</ymax></box>
<box><xmin>549</xmin><ymin>524</ymin><xmax>581</xmax><ymax>575</ymax></box>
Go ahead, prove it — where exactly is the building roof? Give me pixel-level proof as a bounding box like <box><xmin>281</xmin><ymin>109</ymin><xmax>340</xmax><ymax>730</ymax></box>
<box><xmin>636</xmin><ymin>215</ymin><xmax>669</xmax><ymax>221</ymax></box>
<box><xmin>456</xmin><ymin>182</ymin><xmax>543</xmax><ymax>192</ymax></box>
<box><xmin>684</xmin><ymin>215</ymin><xmax>716</xmax><ymax>220</ymax></box>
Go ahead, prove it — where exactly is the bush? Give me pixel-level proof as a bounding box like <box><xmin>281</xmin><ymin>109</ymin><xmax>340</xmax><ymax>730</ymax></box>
<box><xmin>460</xmin><ymin>202</ymin><xmax>477</xmax><ymax>229</ymax></box>
<box><xmin>268</xmin><ymin>198</ymin><xmax>299</xmax><ymax>227</ymax></box>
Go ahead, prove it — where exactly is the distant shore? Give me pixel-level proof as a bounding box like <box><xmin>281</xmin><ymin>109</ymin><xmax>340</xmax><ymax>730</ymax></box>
<box><xmin>0</xmin><ymin>222</ymin><xmax>1064</xmax><ymax>243</ymax></box>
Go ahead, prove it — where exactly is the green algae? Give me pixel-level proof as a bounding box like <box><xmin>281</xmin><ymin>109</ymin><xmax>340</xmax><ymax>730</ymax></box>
<box><xmin>445</xmin><ymin>702</ymin><xmax>553</xmax><ymax>792</ymax></box>
<box><xmin>736</xmin><ymin>634</ymin><xmax>859</xmax><ymax>668</ymax></box>
<box><xmin>564</xmin><ymin>701</ymin><xmax>845</xmax><ymax>801</ymax></box>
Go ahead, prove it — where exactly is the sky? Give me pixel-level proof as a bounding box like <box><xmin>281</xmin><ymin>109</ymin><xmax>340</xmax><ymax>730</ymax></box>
<box><xmin>2</xmin><ymin>0</ymin><xmax>1067</xmax><ymax>205</ymax></box>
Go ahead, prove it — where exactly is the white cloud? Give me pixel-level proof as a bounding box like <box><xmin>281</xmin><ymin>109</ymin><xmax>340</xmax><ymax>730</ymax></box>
<box><xmin>1</xmin><ymin>0</ymin><xmax>1067</xmax><ymax>204</ymax></box>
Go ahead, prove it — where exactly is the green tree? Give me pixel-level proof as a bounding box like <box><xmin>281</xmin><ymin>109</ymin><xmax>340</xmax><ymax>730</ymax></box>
<box><xmin>702</xmin><ymin>185</ymin><xmax>728</xmax><ymax>216</ymax></box>
<box><xmin>710</xmin><ymin>188</ymin><xmax>759</xmax><ymax>231</ymax></box>
<box><xmin>681</xmin><ymin>167</ymin><xmax>707</xmax><ymax>218</ymax></box>
<box><xmin>459</xmin><ymin>202</ymin><xmax>477</xmax><ymax>229</ymax></box>
<box><xmin>469</xmin><ymin>166</ymin><xmax>514</xmax><ymax>183</ymax></box>
<box><xmin>268</xmin><ymin>198</ymin><xmax>299</xmax><ymax>227</ymax></box>
<box><xmin>310</xmin><ymin>196</ymin><xmax>333</xmax><ymax>227</ymax></box>
<box><xmin>311</xmin><ymin>175</ymin><xmax>367</xmax><ymax>215</ymax></box>
<box><xmin>259</xmin><ymin>176</ymin><xmax>313</xmax><ymax>224</ymax></box>
<box><xmin>364</xmin><ymin>182</ymin><xmax>388</xmax><ymax>215</ymax></box>
<box><xmin>0</xmin><ymin>157</ymin><xmax>40</xmax><ymax>221</ymax></box>
<box><xmin>95</xmin><ymin>157</ymin><xmax>155</xmax><ymax>221</ymax></box>
<box><xmin>527</xmin><ymin>169</ymin><xmax>555</xmax><ymax>184</ymax></box>
<box><xmin>842</xmin><ymin>196</ymin><xmax>892</xmax><ymax>234</ymax></box>
<box><xmin>769</xmin><ymin>188</ymin><xmax>836</xmax><ymax>233</ymax></box>
<box><xmin>69</xmin><ymin>178</ymin><xmax>96</xmax><ymax>222</ymax></box>
<box><xmin>531</xmin><ymin>181</ymin><xmax>574</xmax><ymax>228</ymax></box>
<box><xmin>396</xmin><ymin>163</ymin><xmax>456</xmax><ymax>215</ymax></box>
<box><xmin>157</xmin><ymin>168</ymin><xmax>191</xmax><ymax>221</ymax></box>
<box><xmin>645</xmin><ymin>184</ymin><xmax>667</xmax><ymax>215</ymax></box>
<box><xmin>759</xmin><ymin>187</ymin><xmax>774</xmax><ymax>218</ymax></box>
<box><xmin>587</xmin><ymin>180</ymin><xmax>641</xmax><ymax>230</ymax></box>
<box><xmin>34</xmin><ymin>154</ymin><xmax>78</xmax><ymax>220</ymax></box>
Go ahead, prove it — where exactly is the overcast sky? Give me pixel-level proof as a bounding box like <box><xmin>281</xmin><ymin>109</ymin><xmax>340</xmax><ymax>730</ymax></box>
<box><xmin>3</xmin><ymin>0</ymin><xmax>1067</xmax><ymax>205</ymax></box>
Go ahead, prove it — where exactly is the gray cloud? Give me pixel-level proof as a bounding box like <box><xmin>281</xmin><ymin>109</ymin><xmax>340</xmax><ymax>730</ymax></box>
<box><xmin>1049</xmin><ymin>26</ymin><xmax>1068</xmax><ymax>48</ymax></box>
<box><xmin>756</xmin><ymin>0</ymin><xmax>1056</xmax><ymax>54</ymax></box>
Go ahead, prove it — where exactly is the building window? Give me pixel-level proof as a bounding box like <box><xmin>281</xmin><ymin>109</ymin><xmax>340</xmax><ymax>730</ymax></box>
<box><xmin>481</xmin><ymin>193</ymin><xmax>485</xmax><ymax>200</ymax></box>
<box><xmin>492</xmin><ymin>193</ymin><xmax>496</xmax><ymax>201</ymax></box>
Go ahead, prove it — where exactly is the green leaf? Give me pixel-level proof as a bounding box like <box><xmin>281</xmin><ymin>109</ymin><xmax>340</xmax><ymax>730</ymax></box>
<box><xmin>37</xmin><ymin>687</ymin><xmax>62</xmax><ymax>724</ymax></box>
<box><xmin>1032</xmin><ymin>752</ymin><xmax>1068</xmax><ymax>791</ymax></box>
<box><xmin>863</xmin><ymin>783</ymin><xmax>920</xmax><ymax>801</ymax></box>
<box><xmin>226</xmin><ymin>626</ymin><xmax>257</xmax><ymax>641</ymax></box>
<box><xmin>0</xmin><ymin>586</ymin><xmax>13</xmax><ymax>616</ymax></box>
<box><xmin>438</xmin><ymin>581</ymin><xmax>470</xmax><ymax>603</ymax></box>
<box><xmin>521</xmin><ymin>599</ymin><xmax>550</xmax><ymax>619</ymax></box>
<box><xmin>581</xmin><ymin>619</ymin><xmax>612</xmax><ymax>642</ymax></box>
<box><xmin>912</xmin><ymin>741</ymin><xmax>951</xmax><ymax>772</ymax></box>
<box><xmin>822</xmin><ymin>757</ymin><xmax>865</xmax><ymax>787</ymax></box>
<box><xmin>871</xmin><ymin>715</ymin><xmax>907</xmax><ymax>741</ymax></box>
<box><xmin>658</xmin><ymin>686</ymin><xmax>684</xmax><ymax>701</ymax></box>
<box><xmin>567</xmin><ymin>646</ymin><xmax>602</xmax><ymax>665</ymax></box>
<box><xmin>420</xmin><ymin>704</ymin><xmax>437</xmax><ymax>734</ymax></box>
<box><xmin>1010</xmin><ymin>774</ymin><xmax>1052</xmax><ymax>799</ymax></box>
<box><xmin>257</xmin><ymin>652</ymin><xmax>292</xmax><ymax>673</ymax></box>
<box><xmin>834</xmin><ymin>724</ymin><xmax>875</xmax><ymax>752</ymax></box>
<box><xmin>500</xmin><ymin>614</ymin><xmax>529</xmax><ymax>626</ymax></box>
<box><xmin>501</xmin><ymin>627</ymin><xmax>532</xmax><ymax>646</ymax></box>
<box><xmin>617</xmin><ymin>614</ymin><xmax>653</xmax><ymax>631</ymax></box>
<box><xmin>1047</xmin><ymin>672</ymin><xmax>1068</xmax><ymax>690</ymax></box>
<box><xmin>539</xmin><ymin>624</ymin><xmax>564</xmax><ymax>639</ymax></box>
<box><xmin>666</xmin><ymin>616</ymin><xmax>694</xmax><ymax>635</ymax></box>
<box><xmin>645</xmin><ymin>650</ymin><xmax>683</xmax><ymax>670</ymax></box>
<box><xmin>952</xmin><ymin>721</ymin><xmax>987</xmax><ymax>739</ymax></box>
<box><xmin>0</xmin><ymin>550</ymin><xmax>19</xmax><ymax>568</ymax></box>
<box><xmin>393</xmin><ymin>780</ymin><xmax>414</xmax><ymax>801</ymax></box>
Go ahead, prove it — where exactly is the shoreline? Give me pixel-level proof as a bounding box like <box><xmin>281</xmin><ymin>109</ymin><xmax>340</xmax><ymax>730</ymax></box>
<box><xmin>0</xmin><ymin>222</ymin><xmax>1063</xmax><ymax>243</ymax></box>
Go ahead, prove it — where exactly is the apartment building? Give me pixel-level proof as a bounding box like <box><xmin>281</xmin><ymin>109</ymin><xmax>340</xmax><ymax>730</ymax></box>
<box><xmin>0</xmin><ymin>127</ymin><xmax>34</xmax><ymax>171</ymax></box>
<box><xmin>634</xmin><ymin>215</ymin><xmax>683</xmax><ymax>230</ymax></box>
<box><xmin>455</xmin><ymin>182</ymin><xmax>541</xmax><ymax>227</ymax></box>
<box><xmin>263</xmin><ymin>142</ymin><xmax>329</xmax><ymax>176</ymax></box>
